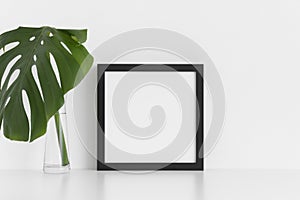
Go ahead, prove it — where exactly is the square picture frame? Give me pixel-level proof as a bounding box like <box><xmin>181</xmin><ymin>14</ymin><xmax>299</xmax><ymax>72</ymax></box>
<box><xmin>97</xmin><ymin>64</ymin><xmax>203</xmax><ymax>170</ymax></box>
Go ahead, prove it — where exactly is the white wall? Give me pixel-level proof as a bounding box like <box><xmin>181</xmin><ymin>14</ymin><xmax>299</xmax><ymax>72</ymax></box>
<box><xmin>1</xmin><ymin>0</ymin><xmax>300</xmax><ymax>169</ymax></box>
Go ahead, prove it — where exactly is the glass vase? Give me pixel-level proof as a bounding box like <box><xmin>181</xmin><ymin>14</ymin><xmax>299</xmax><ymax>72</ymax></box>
<box><xmin>43</xmin><ymin>103</ymin><xmax>70</xmax><ymax>173</ymax></box>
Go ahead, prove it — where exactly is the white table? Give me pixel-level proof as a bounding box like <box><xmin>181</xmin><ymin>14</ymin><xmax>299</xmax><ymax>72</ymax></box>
<box><xmin>0</xmin><ymin>170</ymin><xmax>299</xmax><ymax>200</ymax></box>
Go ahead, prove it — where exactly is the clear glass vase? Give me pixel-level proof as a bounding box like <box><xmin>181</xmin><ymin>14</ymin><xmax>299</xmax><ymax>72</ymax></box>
<box><xmin>43</xmin><ymin>103</ymin><xmax>70</xmax><ymax>173</ymax></box>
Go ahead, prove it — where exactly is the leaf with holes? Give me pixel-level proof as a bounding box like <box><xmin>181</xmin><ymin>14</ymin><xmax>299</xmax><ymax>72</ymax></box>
<box><xmin>0</xmin><ymin>26</ymin><xmax>93</xmax><ymax>142</ymax></box>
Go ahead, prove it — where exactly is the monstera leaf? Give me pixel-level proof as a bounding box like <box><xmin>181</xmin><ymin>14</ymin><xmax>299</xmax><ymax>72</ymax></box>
<box><xmin>0</xmin><ymin>26</ymin><xmax>93</xmax><ymax>142</ymax></box>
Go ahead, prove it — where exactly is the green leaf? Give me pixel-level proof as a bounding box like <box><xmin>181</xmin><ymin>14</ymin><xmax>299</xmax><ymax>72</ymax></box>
<box><xmin>0</xmin><ymin>26</ymin><xmax>93</xmax><ymax>142</ymax></box>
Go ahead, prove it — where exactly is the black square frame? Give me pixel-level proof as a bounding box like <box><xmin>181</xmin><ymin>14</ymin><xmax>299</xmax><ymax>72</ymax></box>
<box><xmin>97</xmin><ymin>64</ymin><xmax>203</xmax><ymax>170</ymax></box>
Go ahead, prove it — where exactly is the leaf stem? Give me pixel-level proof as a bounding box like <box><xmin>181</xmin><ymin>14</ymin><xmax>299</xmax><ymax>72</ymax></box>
<box><xmin>54</xmin><ymin>112</ymin><xmax>69</xmax><ymax>166</ymax></box>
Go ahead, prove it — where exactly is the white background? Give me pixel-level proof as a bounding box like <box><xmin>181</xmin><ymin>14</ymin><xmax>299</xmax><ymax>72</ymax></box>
<box><xmin>0</xmin><ymin>0</ymin><xmax>300</xmax><ymax>170</ymax></box>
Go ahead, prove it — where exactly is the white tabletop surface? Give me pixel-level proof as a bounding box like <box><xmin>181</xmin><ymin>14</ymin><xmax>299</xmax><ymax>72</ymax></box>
<box><xmin>0</xmin><ymin>170</ymin><xmax>299</xmax><ymax>200</ymax></box>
